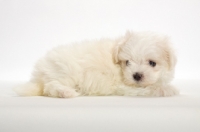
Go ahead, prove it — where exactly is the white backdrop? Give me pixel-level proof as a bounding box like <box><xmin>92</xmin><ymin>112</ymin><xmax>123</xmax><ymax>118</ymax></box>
<box><xmin>0</xmin><ymin>0</ymin><xmax>200</xmax><ymax>81</ymax></box>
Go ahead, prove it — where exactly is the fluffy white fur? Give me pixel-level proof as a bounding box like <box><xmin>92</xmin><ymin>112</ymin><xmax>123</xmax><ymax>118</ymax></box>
<box><xmin>14</xmin><ymin>31</ymin><xmax>179</xmax><ymax>98</ymax></box>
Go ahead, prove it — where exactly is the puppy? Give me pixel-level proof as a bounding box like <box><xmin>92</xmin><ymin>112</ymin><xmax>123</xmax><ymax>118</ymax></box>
<box><xmin>14</xmin><ymin>31</ymin><xmax>179</xmax><ymax>98</ymax></box>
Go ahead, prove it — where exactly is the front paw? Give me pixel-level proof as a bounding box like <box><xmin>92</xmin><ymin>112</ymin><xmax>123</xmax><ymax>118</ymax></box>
<box><xmin>150</xmin><ymin>85</ymin><xmax>179</xmax><ymax>97</ymax></box>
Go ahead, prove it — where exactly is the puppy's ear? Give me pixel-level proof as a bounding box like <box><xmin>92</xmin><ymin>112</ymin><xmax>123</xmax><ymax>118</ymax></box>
<box><xmin>161</xmin><ymin>38</ymin><xmax>177</xmax><ymax>70</ymax></box>
<box><xmin>112</xmin><ymin>31</ymin><xmax>131</xmax><ymax>63</ymax></box>
<box><xmin>166</xmin><ymin>48</ymin><xmax>177</xmax><ymax>70</ymax></box>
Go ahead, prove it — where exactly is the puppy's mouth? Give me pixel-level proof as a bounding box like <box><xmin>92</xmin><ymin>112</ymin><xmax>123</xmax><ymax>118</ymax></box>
<box><xmin>134</xmin><ymin>81</ymin><xmax>146</xmax><ymax>87</ymax></box>
<box><xmin>132</xmin><ymin>74</ymin><xmax>157</xmax><ymax>87</ymax></box>
<box><xmin>134</xmin><ymin>78</ymin><xmax>154</xmax><ymax>87</ymax></box>
<box><xmin>124</xmin><ymin>76</ymin><xmax>154</xmax><ymax>87</ymax></box>
<box><xmin>134</xmin><ymin>79</ymin><xmax>157</xmax><ymax>87</ymax></box>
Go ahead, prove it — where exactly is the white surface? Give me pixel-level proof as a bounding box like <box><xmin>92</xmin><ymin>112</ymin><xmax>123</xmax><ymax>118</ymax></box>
<box><xmin>0</xmin><ymin>80</ymin><xmax>200</xmax><ymax>132</ymax></box>
<box><xmin>1</xmin><ymin>0</ymin><xmax>200</xmax><ymax>81</ymax></box>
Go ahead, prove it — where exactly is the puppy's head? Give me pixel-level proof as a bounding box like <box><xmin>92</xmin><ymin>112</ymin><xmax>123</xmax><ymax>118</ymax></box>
<box><xmin>113</xmin><ymin>31</ymin><xmax>176</xmax><ymax>87</ymax></box>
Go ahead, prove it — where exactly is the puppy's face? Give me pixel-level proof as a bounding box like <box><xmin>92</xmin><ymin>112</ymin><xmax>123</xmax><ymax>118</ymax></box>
<box><xmin>113</xmin><ymin>32</ymin><xmax>176</xmax><ymax>87</ymax></box>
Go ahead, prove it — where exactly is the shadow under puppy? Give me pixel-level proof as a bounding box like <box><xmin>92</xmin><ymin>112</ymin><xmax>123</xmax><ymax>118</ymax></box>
<box><xmin>14</xmin><ymin>31</ymin><xmax>179</xmax><ymax>98</ymax></box>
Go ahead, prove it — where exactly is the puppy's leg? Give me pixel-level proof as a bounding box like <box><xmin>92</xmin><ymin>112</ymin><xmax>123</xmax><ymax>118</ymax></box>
<box><xmin>149</xmin><ymin>85</ymin><xmax>179</xmax><ymax>97</ymax></box>
<box><xmin>43</xmin><ymin>81</ymin><xmax>80</xmax><ymax>98</ymax></box>
<box><xmin>117</xmin><ymin>85</ymin><xmax>152</xmax><ymax>96</ymax></box>
<box><xmin>117</xmin><ymin>84</ymin><xmax>179</xmax><ymax>97</ymax></box>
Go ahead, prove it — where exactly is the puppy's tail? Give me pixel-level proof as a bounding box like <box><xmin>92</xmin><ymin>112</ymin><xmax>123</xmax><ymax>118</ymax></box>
<box><xmin>13</xmin><ymin>82</ymin><xmax>43</xmax><ymax>96</ymax></box>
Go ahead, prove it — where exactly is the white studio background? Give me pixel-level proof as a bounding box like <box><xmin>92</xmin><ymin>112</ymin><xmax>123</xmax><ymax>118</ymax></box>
<box><xmin>0</xmin><ymin>0</ymin><xmax>200</xmax><ymax>81</ymax></box>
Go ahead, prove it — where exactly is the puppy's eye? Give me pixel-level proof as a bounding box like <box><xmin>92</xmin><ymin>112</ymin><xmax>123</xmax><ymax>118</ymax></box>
<box><xmin>126</xmin><ymin>60</ymin><xmax>129</xmax><ymax>66</ymax></box>
<box><xmin>149</xmin><ymin>60</ymin><xmax>156</xmax><ymax>67</ymax></box>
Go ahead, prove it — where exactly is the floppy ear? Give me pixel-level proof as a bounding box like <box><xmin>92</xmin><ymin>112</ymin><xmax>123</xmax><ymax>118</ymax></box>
<box><xmin>161</xmin><ymin>40</ymin><xmax>177</xmax><ymax>70</ymax></box>
<box><xmin>159</xmin><ymin>37</ymin><xmax>177</xmax><ymax>70</ymax></box>
<box><xmin>166</xmin><ymin>48</ymin><xmax>177</xmax><ymax>70</ymax></box>
<box><xmin>112</xmin><ymin>31</ymin><xmax>131</xmax><ymax>63</ymax></box>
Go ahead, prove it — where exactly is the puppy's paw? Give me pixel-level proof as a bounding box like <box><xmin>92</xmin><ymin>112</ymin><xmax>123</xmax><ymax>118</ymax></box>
<box><xmin>151</xmin><ymin>85</ymin><xmax>179</xmax><ymax>97</ymax></box>
<box><xmin>58</xmin><ymin>88</ymin><xmax>80</xmax><ymax>98</ymax></box>
<box><xmin>44</xmin><ymin>82</ymin><xmax>80</xmax><ymax>98</ymax></box>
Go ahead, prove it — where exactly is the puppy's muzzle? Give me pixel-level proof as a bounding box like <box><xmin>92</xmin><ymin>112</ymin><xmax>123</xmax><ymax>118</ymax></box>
<box><xmin>133</xmin><ymin>73</ymin><xmax>143</xmax><ymax>81</ymax></box>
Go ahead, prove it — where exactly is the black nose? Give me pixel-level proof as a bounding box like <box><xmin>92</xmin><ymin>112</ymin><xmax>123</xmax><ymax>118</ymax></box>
<box><xmin>133</xmin><ymin>73</ymin><xmax>143</xmax><ymax>81</ymax></box>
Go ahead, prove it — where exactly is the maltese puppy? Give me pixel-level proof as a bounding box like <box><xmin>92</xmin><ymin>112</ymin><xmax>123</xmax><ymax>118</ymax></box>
<box><xmin>14</xmin><ymin>31</ymin><xmax>179</xmax><ymax>98</ymax></box>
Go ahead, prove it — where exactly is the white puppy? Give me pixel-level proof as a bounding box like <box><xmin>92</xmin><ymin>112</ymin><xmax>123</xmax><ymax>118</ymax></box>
<box><xmin>14</xmin><ymin>31</ymin><xmax>179</xmax><ymax>98</ymax></box>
